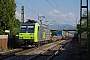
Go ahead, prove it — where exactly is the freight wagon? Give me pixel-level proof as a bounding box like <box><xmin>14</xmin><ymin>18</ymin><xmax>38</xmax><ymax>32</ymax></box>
<box><xmin>56</xmin><ymin>30</ymin><xmax>71</xmax><ymax>40</ymax></box>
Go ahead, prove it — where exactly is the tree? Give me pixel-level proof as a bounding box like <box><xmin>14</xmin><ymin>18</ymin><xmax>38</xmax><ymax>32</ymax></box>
<box><xmin>13</xmin><ymin>19</ymin><xmax>20</xmax><ymax>35</ymax></box>
<box><xmin>51</xmin><ymin>31</ymin><xmax>56</xmax><ymax>36</ymax></box>
<box><xmin>77</xmin><ymin>10</ymin><xmax>90</xmax><ymax>34</ymax></box>
<box><xmin>0</xmin><ymin>0</ymin><xmax>16</xmax><ymax>35</ymax></box>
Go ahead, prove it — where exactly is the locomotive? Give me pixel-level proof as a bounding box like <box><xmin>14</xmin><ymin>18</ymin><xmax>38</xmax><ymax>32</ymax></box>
<box><xmin>18</xmin><ymin>20</ymin><xmax>52</xmax><ymax>46</ymax></box>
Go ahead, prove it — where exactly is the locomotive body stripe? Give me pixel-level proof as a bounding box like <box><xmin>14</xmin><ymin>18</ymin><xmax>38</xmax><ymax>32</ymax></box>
<box><xmin>42</xmin><ymin>32</ymin><xmax>46</xmax><ymax>38</ymax></box>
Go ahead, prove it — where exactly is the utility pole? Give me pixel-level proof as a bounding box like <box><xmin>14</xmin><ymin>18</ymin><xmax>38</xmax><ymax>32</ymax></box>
<box><xmin>76</xmin><ymin>17</ymin><xmax>77</xmax><ymax>26</ymax></box>
<box><xmin>80</xmin><ymin>0</ymin><xmax>88</xmax><ymax>60</ymax></box>
<box><xmin>21</xmin><ymin>6</ymin><xmax>24</xmax><ymax>23</ymax></box>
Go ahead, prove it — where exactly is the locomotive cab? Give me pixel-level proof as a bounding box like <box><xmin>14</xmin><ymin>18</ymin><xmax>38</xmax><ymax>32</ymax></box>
<box><xmin>19</xmin><ymin>23</ymin><xmax>40</xmax><ymax>46</ymax></box>
<box><xmin>18</xmin><ymin>20</ymin><xmax>52</xmax><ymax>47</ymax></box>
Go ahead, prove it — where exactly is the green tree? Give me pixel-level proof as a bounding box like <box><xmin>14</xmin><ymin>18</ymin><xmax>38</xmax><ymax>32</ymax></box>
<box><xmin>0</xmin><ymin>0</ymin><xmax>16</xmax><ymax>35</ymax></box>
<box><xmin>13</xmin><ymin>19</ymin><xmax>20</xmax><ymax>35</ymax></box>
<box><xmin>51</xmin><ymin>31</ymin><xmax>56</xmax><ymax>36</ymax></box>
<box><xmin>77</xmin><ymin>10</ymin><xmax>90</xmax><ymax>34</ymax></box>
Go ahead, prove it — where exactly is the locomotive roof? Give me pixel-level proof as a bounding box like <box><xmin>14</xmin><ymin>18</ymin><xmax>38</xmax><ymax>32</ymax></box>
<box><xmin>40</xmin><ymin>24</ymin><xmax>49</xmax><ymax>29</ymax></box>
<box><xmin>20</xmin><ymin>23</ymin><xmax>35</xmax><ymax>26</ymax></box>
<box><xmin>25</xmin><ymin>19</ymin><xmax>38</xmax><ymax>24</ymax></box>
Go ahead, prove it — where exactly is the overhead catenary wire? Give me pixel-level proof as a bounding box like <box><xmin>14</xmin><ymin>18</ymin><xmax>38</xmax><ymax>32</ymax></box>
<box><xmin>26</xmin><ymin>0</ymin><xmax>44</xmax><ymax>14</ymax></box>
<box><xmin>16</xmin><ymin>0</ymin><xmax>56</xmax><ymax>25</ymax></box>
<box><xmin>15</xmin><ymin>1</ymin><xmax>40</xmax><ymax>23</ymax></box>
<box><xmin>15</xmin><ymin>1</ymin><xmax>39</xmax><ymax>15</ymax></box>
<box><xmin>16</xmin><ymin>0</ymin><xmax>76</xmax><ymax>26</ymax></box>
<box><xmin>47</xmin><ymin>0</ymin><xmax>55</xmax><ymax>9</ymax></box>
<box><xmin>53</xmin><ymin>0</ymin><xmax>60</xmax><ymax>10</ymax></box>
<box><xmin>16</xmin><ymin>0</ymin><xmax>58</xmax><ymax>25</ymax></box>
<box><xmin>47</xmin><ymin>0</ymin><xmax>76</xmax><ymax>26</ymax></box>
<box><xmin>16</xmin><ymin>1</ymin><xmax>53</xmax><ymax>24</ymax></box>
<box><xmin>54</xmin><ymin>0</ymin><xmax>76</xmax><ymax>26</ymax></box>
<box><xmin>26</xmin><ymin>0</ymin><xmax>54</xmax><ymax>23</ymax></box>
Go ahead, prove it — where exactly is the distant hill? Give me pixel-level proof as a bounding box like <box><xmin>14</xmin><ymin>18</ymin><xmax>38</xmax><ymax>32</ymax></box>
<box><xmin>48</xmin><ymin>24</ymin><xmax>76</xmax><ymax>30</ymax></box>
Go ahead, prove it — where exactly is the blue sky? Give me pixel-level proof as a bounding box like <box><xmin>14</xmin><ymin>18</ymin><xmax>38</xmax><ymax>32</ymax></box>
<box><xmin>15</xmin><ymin>0</ymin><xmax>90</xmax><ymax>27</ymax></box>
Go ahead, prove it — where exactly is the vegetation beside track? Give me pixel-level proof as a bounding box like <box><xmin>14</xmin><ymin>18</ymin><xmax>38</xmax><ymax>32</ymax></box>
<box><xmin>0</xmin><ymin>0</ymin><xmax>20</xmax><ymax>35</ymax></box>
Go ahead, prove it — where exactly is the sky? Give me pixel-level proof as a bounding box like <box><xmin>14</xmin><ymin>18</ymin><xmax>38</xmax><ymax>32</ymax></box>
<box><xmin>15</xmin><ymin>0</ymin><xmax>90</xmax><ymax>27</ymax></box>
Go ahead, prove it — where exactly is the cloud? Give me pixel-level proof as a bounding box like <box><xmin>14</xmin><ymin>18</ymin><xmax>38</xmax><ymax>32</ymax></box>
<box><xmin>15</xmin><ymin>11</ymin><xmax>26</xmax><ymax>19</ymax></box>
<box><xmin>49</xmin><ymin>9</ymin><xmax>76</xmax><ymax>26</ymax></box>
<box><xmin>49</xmin><ymin>9</ymin><xmax>75</xmax><ymax>19</ymax></box>
<box><xmin>49</xmin><ymin>9</ymin><xmax>61</xmax><ymax>16</ymax></box>
<box><xmin>15</xmin><ymin>11</ymin><xmax>38</xmax><ymax>22</ymax></box>
<box><xmin>68</xmin><ymin>12</ymin><xmax>75</xmax><ymax>17</ymax></box>
<box><xmin>15</xmin><ymin>11</ymin><xmax>21</xmax><ymax>19</ymax></box>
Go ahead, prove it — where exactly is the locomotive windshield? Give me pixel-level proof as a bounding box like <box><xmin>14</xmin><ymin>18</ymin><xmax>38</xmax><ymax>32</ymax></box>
<box><xmin>27</xmin><ymin>25</ymin><xmax>34</xmax><ymax>33</ymax></box>
<box><xmin>21</xmin><ymin>26</ymin><xmax>27</xmax><ymax>30</ymax></box>
<box><xmin>20</xmin><ymin>24</ymin><xmax>35</xmax><ymax>33</ymax></box>
<box><xmin>28</xmin><ymin>26</ymin><xmax>34</xmax><ymax>29</ymax></box>
<box><xmin>20</xmin><ymin>25</ymin><xmax>27</xmax><ymax>33</ymax></box>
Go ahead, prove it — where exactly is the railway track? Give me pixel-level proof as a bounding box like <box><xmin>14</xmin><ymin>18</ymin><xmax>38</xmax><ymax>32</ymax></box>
<box><xmin>0</xmin><ymin>46</ymin><xmax>40</xmax><ymax>60</ymax></box>
<box><xmin>0</xmin><ymin>48</ymin><xmax>23</xmax><ymax>60</ymax></box>
<box><xmin>14</xmin><ymin>40</ymin><xmax>65</xmax><ymax>55</ymax></box>
<box><xmin>1</xmin><ymin>39</ymin><xmax>70</xmax><ymax>60</ymax></box>
<box><xmin>27</xmin><ymin>40</ymin><xmax>69</xmax><ymax>60</ymax></box>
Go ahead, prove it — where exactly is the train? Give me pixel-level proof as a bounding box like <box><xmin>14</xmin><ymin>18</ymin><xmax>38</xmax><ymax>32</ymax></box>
<box><xmin>51</xmin><ymin>30</ymin><xmax>73</xmax><ymax>41</ymax></box>
<box><xmin>18</xmin><ymin>20</ymin><xmax>73</xmax><ymax>47</ymax></box>
<box><xmin>18</xmin><ymin>20</ymin><xmax>52</xmax><ymax>46</ymax></box>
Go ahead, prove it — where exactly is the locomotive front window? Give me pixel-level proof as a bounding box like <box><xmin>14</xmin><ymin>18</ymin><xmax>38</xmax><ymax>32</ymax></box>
<box><xmin>20</xmin><ymin>26</ymin><xmax>27</xmax><ymax>33</ymax></box>
<box><xmin>28</xmin><ymin>26</ymin><xmax>34</xmax><ymax>33</ymax></box>
<box><xmin>21</xmin><ymin>26</ymin><xmax>27</xmax><ymax>30</ymax></box>
<box><xmin>28</xmin><ymin>26</ymin><xmax>34</xmax><ymax>28</ymax></box>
